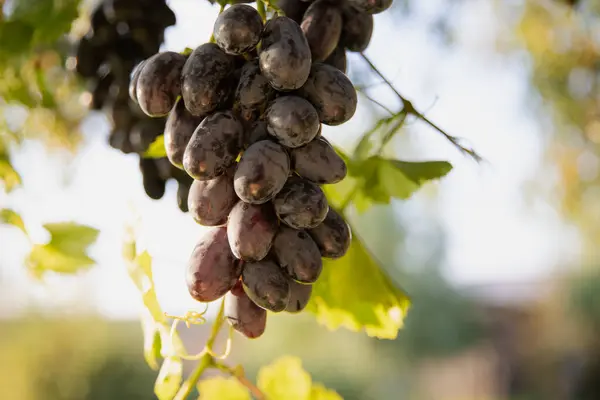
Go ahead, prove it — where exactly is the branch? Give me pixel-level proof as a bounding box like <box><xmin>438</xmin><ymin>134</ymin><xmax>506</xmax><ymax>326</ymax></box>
<box><xmin>359</xmin><ymin>52</ymin><xmax>483</xmax><ymax>163</ymax></box>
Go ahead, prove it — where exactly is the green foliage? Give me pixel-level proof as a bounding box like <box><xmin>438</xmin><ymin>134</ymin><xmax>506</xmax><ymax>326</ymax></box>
<box><xmin>26</xmin><ymin>222</ymin><xmax>99</xmax><ymax>278</ymax></box>
<box><xmin>198</xmin><ymin>377</ymin><xmax>250</xmax><ymax>400</ymax></box>
<box><xmin>144</xmin><ymin>135</ymin><xmax>168</xmax><ymax>159</ymax></box>
<box><xmin>0</xmin><ymin>208</ymin><xmax>27</xmax><ymax>235</ymax></box>
<box><xmin>0</xmin><ymin>141</ymin><xmax>22</xmax><ymax>192</ymax></box>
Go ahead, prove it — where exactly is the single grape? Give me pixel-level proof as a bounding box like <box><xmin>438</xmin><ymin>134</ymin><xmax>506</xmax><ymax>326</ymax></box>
<box><xmin>234</xmin><ymin>140</ymin><xmax>290</xmax><ymax>204</ymax></box>
<box><xmin>266</xmin><ymin>96</ymin><xmax>320</xmax><ymax>148</ymax></box>
<box><xmin>139</xmin><ymin>158</ymin><xmax>166</xmax><ymax>200</ymax></box>
<box><xmin>285</xmin><ymin>280</ymin><xmax>313</xmax><ymax>313</ymax></box>
<box><xmin>227</xmin><ymin>201</ymin><xmax>278</xmax><ymax>261</ymax></box>
<box><xmin>298</xmin><ymin>62</ymin><xmax>357</xmax><ymax>126</ymax></box>
<box><xmin>259</xmin><ymin>16</ymin><xmax>312</xmax><ymax>91</ymax></box>
<box><xmin>233</xmin><ymin>61</ymin><xmax>275</xmax><ymax>123</ymax></box>
<box><xmin>128</xmin><ymin>60</ymin><xmax>146</xmax><ymax>104</ymax></box>
<box><xmin>186</xmin><ymin>227</ymin><xmax>242</xmax><ymax>302</ymax></box>
<box><xmin>225</xmin><ymin>290</ymin><xmax>267</xmax><ymax>339</ymax></box>
<box><xmin>291</xmin><ymin>137</ymin><xmax>347</xmax><ymax>184</ymax></box>
<box><xmin>323</xmin><ymin>45</ymin><xmax>347</xmax><ymax>73</ymax></box>
<box><xmin>165</xmin><ymin>99</ymin><xmax>204</xmax><ymax>169</ymax></box>
<box><xmin>272</xmin><ymin>226</ymin><xmax>323</xmax><ymax>283</ymax></box>
<box><xmin>242</xmin><ymin>259</ymin><xmax>291</xmax><ymax>312</ymax></box>
<box><xmin>231</xmin><ymin>279</ymin><xmax>245</xmax><ymax>297</ymax></box>
<box><xmin>308</xmin><ymin>208</ymin><xmax>351</xmax><ymax>258</ymax></box>
<box><xmin>340</xmin><ymin>7</ymin><xmax>373</xmax><ymax>52</ymax></box>
<box><xmin>277</xmin><ymin>0</ymin><xmax>309</xmax><ymax>24</ymax></box>
<box><xmin>136</xmin><ymin>51</ymin><xmax>186</xmax><ymax>117</ymax></box>
<box><xmin>213</xmin><ymin>4</ymin><xmax>263</xmax><ymax>55</ymax></box>
<box><xmin>181</xmin><ymin>43</ymin><xmax>236</xmax><ymax>116</ymax></box>
<box><xmin>244</xmin><ymin>121</ymin><xmax>270</xmax><ymax>148</ymax></box>
<box><xmin>176</xmin><ymin>177</ymin><xmax>192</xmax><ymax>213</ymax></box>
<box><xmin>347</xmin><ymin>0</ymin><xmax>393</xmax><ymax>14</ymax></box>
<box><xmin>301</xmin><ymin>0</ymin><xmax>343</xmax><ymax>62</ymax></box>
<box><xmin>188</xmin><ymin>168</ymin><xmax>238</xmax><ymax>226</ymax></box>
<box><xmin>273</xmin><ymin>176</ymin><xmax>328</xmax><ymax>229</ymax></box>
<box><xmin>183</xmin><ymin>111</ymin><xmax>244</xmax><ymax>180</ymax></box>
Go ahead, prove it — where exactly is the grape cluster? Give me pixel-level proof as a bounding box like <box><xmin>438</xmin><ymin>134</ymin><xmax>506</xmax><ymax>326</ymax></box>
<box><xmin>74</xmin><ymin>0</ymin><xmax>193</xmax><ymax>211</ymax></box>
<box><xmin>129</xmin><ymin>0</ymin><xmax>391</xmax><ymax>339</ymax></box>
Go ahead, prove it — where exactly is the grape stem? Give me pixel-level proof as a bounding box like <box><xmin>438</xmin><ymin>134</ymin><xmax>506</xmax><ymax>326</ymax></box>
<box><xmin>358</xmin><ymin>52</ymin><xmax>483</xmax><ymax>163</ymax></box>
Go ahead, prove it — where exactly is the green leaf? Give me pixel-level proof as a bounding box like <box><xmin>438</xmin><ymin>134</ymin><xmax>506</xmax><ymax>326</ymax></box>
<box><xmin>125</xmin><ymin>249</ymin><xmax>166</xmax><ymax>324</ymax></box>
<box><xmin>143</xmin><ymin>135</ymin><xmax>167</xmax><ymax>159</ymax></box>
<box><xmin>141</xmin><ymin>312</ymin><xmax>163</xmax><ymax>371</ymax></box>
<box><xmin>0</xmin><ymin>208</ymin><xmax>27</xmax><ymax>235</ymax></box>
<box><xmin>0</xmin><ymin>158</ymin><xmax>21</xmax><ymax>192</ymax></box>
<box><xmin>154</xmin><ymin>356</ymin><xmax>183</xmax><ymax>400</ymax></box>
<box><xmin>181</xmin><ymin>47</ymin><xmax>194</xmax><ymax>56</ymax></box>
<box><xmin>257</xmin><ymin>357</ymin><xmax>342</xmax><ymax>400</ymax></box>
<box><xmin>25</xmin><ymin>222</ymin><xmax>99</xmax><ymax>278</ymax></box>
<box><xmin>198</xmin><ymin>377</ymin><xmax>251</xmax><ymax>400</ymax></box>
<box><xmin>307</xmin><ymin>236</ymin><xmax>410</xmax><ymax>339</ymax></box>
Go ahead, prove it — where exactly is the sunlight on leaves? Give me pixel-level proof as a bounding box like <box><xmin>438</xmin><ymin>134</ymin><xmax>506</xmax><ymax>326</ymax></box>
<box><xmin>155</xmin><ymin>356</ymin><xmax>183</xmax><ymax>400</ymax></box>
<box><xmin>143</xmin><ymin>135</ymin><xmax>167</xmax><ymax>159</ymax></box>
<box><xmin>0</xmin><ymin>159</ymin><xmax>21</xmax><ymax>192</ymax></box>
<box><xmin>0</xmin><ymin>208</ymin><xmax>27</xmax><ymax>235</ymax></box>
<box><xmin>198</xmin><ymin>377</ymin><xmax>251</xmax><ymax>400</ymax></box>
<box><xmin>310</xmin><ymin>385</ymin><xmax>343</xmax><ymax>400</ymax></box>
<box><xmin>307</xmin><ymin>236</ymin><xmax>410</xmax><ymax>339</ymax></box>
<box><xmin>141</xmin><ymin>311</ymin><xmax>163</xmax><ymax>371</ymax></box>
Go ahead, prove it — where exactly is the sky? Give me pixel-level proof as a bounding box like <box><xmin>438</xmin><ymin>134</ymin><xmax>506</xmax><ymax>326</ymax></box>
<box><xmin>0</xmin><ymin>0</ymin><xmax>583</xmax><ymax>319</ymax></box>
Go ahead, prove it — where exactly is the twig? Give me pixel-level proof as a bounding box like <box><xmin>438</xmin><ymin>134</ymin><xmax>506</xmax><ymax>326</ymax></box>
<box><xmin>214</xmin><ymin>363</ymin><xmax>266</xmax><ymax>400</ymax></box>
<box><xmin>357</xmin><ymin>88</ymin><xmax>395</xmax><ymax>115</ymax></box>
<box><xmin>359</xmin><ymin>52</ymin><xmax>482</xmax><ymax>163</ymax></box>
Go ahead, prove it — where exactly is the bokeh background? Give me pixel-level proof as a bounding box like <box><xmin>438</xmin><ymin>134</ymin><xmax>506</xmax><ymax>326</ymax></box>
<box><xmin>2</xmin><ymin>0</ymin><xmax>600</xmax><ymax>399</ymax></box>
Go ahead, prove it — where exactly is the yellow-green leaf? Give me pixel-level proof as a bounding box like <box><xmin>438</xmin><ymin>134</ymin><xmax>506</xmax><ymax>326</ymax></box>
<box><xmin>125</xmin><ymin>249</ymin><xmax>165</xmax><ymax>324</ymax></box>
<box><xmin>310</xmin><ymin>385</ymin><xmax>343</xmax><ymax>400</ymax></box>
<box><xmin>0</xmin><ymin>159</ymin><xmax>21</xmax><ymax>192</ymax></box>
<box><xmin>141</xmin><ymin>312</ymin><xmax>162</xmax><ymax>371</ymax></box>
<box><xmin>143</xmin><ymin>135</ymin><xmax>167</xmax><ymax>159</ymax></box>
<box><xmin>0</xmin><ymin>208</ymin><xmax>27</xmax><ymax>235</ymax></box>
<box><xmin>26</xmin><ymin>244</ymin><xmax>95</xmax><ymax>278</ymax></box>
<box><xmin>43</xmin><ymin>222</ymin><xmax>99</xmax><ymax>256</ymax></box>
<box><xmin>155</xmin><ymin>356</ymin><xmax>183</xmax><ymax>400</ymax></box>
<box><xmin>198</xmin><ymin>377</ymin><xmax>251</xmax><ymax>400</ymax></box>
<box><xmin>307</xmin><ymin>237</ymin><xmax>410</xmax><ymax>339</ymax></box>
<box><xmin>257</xmin><ymin>356</ymin><xmax>312</xmax><ymax>400</ymax></box>
<box><xmin>181</xmin><ymin>47</ymin><xmax>194</xmax><ymax>56</ymax></box>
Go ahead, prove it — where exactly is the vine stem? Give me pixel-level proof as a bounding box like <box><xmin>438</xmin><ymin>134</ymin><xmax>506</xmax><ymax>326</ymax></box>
<box><xmin>359</xmin><ymin>52</ymin><xmax>482</xmax><ymax>163</ymax></box>
<box><xmin>172</xmin><ymin>299</ymin><xmax>227</xmax><ymax>400</ymax></box>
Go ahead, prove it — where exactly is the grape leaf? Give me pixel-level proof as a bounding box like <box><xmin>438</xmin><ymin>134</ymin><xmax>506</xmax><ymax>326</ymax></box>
<box><xmin>307</xmin><ymin>236</ymin><xmax>410</xmax><ymax>339</ymax></box>
<box><xmin>143</xmin><ymin>135</ymin><xmax>167</xmax><ymax>159</ymax></box>
<box><xmin>198</xmin><ymin>377</ymin><xmax>251</xmax><ymax>400</ymax></box>
<box><xmin>0</xmin><ymin>208</ymin><xmax>27</xmax><ymax>235</ymax></box>
<box><xmin>25</xmin><ymin>222</ymin><xmax>99</xmax><ymax>278</ymax></box>
<box><xmin>155</xmin><ymin>356</ymin><xmax>183</xmax><ymax>400</ymax></box>
<box><xmin>257</xmin><ymin>356</ymin><xmax>341</xmax><ymax>400</ymax></box>
<box><xmin>141</xmin><ymin>312</ymin><xmax>163</xmax><ymax>371</ymax></box>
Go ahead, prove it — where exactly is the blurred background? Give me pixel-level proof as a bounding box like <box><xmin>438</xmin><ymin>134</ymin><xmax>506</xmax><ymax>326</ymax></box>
<box><xmin>2</xmin><ymin>0</ymin><xmax>600</xmax><ymax>399</ymax></box>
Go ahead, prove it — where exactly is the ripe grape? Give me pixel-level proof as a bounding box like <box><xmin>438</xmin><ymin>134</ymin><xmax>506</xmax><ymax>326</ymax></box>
<box><xmin>130</xmin><ymin>119</ymin><xmax>162</xmax><ymax>153</ymax></box>
<box><xmin>140</xmin><ymin>158</ymin><xmax>166</xmax><ymax>200</ymax></box>
<box><xmin>188</xmin><ymin>169</ymin><xmax>238</xmax><ymax>226</ymax></box>
<box><xmin>347</xmin><ymin>0</ymin><xmax>394</xmax><ymax>14</ymax></box>
<box><xmin>231</xmin><ymin>279</ymin><xmax>245</xmax><ymax>297</ymax></box>
<box><xmin>244</xmin><ymin>121</ymin><xmax>270</xmax><ymax>148</ymax></box>
<box><xmin>135</xmin><ymin>51</ymin><xmax>186</xmax><ymax>117</ymax></box>
<box><xmin>340</xmin><ymin>8</ymin><xmax>373</xmax><ymax>52</ymax></box>
<box><xmin>165</xmin><ymin>99</ymin><xmax>204</xmax><ymax>169</ymax></box>
<box><xmin>272</xmin><ymin>176</ymin><xmax>329</xmax><ymax>229</ymax></box>
<box><xmin>181</xmin><ymin>43</ymin><xmax>236</xmax><ymax>116</ymax></box>
<box><xmin>308</xmin><ymin>208</ymin><xmax>351</xmax><ymax>258</ymax></box>
<box><xmin>213</xmin><ymin>4</ymin><xmax>263</xmax><ymax>55</ymax></box>
<box><xmin>233</xmin><ymin>61</ymin><xmax>275</xmax><ymax>123</ymax></box>
<box><xmin>291</xmin><ymin>137</ymin><xmax>347</xmax><ymax>184</ymax></box>
<box><xmin>301</xmin><ymin>0</ymin><xmax>343</xmax><ymax>62</ymax></box>
<box><xmin>183</xmin><ymin>111</ymin><xmax>244</xmax><ymax>180</ymax></box>
<box><xmin>128</xmin><ymin>60</ymin><xmax>146</xmax><ymax>103</ymax></box>
<box><xmin>259</xmin><ymin>16</ymin><xmax>312</xmax><ymax>91</ymax></box>
<box><xmin>176</xmin><ymin>178</ymin><xmax>192</xmax><ymax>213</ymax></box>
<box><xmin>186</xmin><ymin>227</ymin><xmax>242</xmax><ymax>302</ymax></box>
<box><xmin>227</xmin><ymin>201</ymin><xmax>278</xmax><ymax>261</ymax></box>
<box><xmin>225</xmin><ymin>291</ymin><xmax>267</xmax><ymax>339</ymax></box>
<box><xmin>242</xmin><ymin>259</ymin><xmax>291</xmax><ymax>312</ymax></box>
<box><xmin>323</xmin><ymin>45</ymin><xmax>347</xmax><ymax>73</ymax></box>
<box><xmin>277</xmin><ymin>0</ymin><xmax>309</xmax><ymax>24</ymax></box>
<box><xmin>234</xmin><ymin>140</ymin><xmax>290</xmax><ymax>204</ymax></box>
<box><xmin>298</xmin><ymin>62</ymin><xmax>357</xmax><ymax>126</ymax></box>
<box><xmin>265</xmin><ymin>96</ymin><xmax>321</xmax><ymax>148</ymax></box>
<box><xmin>272</xmin><ymin>226</ymin><xmax>323</xmax><ymax>283</ymax></box>
<box><xmin>285</xmin><ymin>280</ymin><xmax>312</xmax><ymax>313</ymax></box>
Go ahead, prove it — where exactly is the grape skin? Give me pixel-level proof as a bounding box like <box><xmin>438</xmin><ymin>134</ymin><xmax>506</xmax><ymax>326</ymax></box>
<box><xmin>285</xmin><ymin>280</ymin><xmax>313</xmax><ymax>313</ymax></box>
<box><xmin>259</xmin><ymin>16</ymin><xmax>312</xmax><ymax>91</ymax></box>
<box><xmin>186</xmin><ymin>227</ymin><xmax>242</xmax><ymax>302</ymax></box>
<box><xmin>213</xmin><ymin>4</ymin><xmax>263</xmax><ymax>55</ymax></box>
<box><xmin>165</xmin><ymin>99</ymin><xmax>204</xmax><ymax>169</ymax></box>
<box><xmin>234</xmin><ymin>140</ymin><xmax>290</xmax><ymax>204</ymax></box>
<box><xmin>136</xmin><ymin>51</ymin><xmax>186</xmax><ymax>117</ymax></box>
<box><xmin>181</xmin><ymin>43</ymin><xmax>236</xmax><ymax>116</ymax></box>
<box><xmin>298</xmin><ymin>62</ymin><xmax>357</xmax><ymax>126</ymax></box>
<box><xmin>140</xmin><ymin>158</ymin><xmax>166</xmax><ymax>200</ymax></box>
<box><xmin>308</xmin><ymin>208</ymin><xmax>352</xmax><ymax>258</ymax></box>
<box><xmin>301</xmin><ymin>0</ymin><xmax>343</xmax><ymax>62</ymax></box>
<box><xmin>244</xmin><ymin>121</ymin><xmax>270</xmax><ymax>148</ymax></box>
<box><xmin>233</xmin><ymin>61</ymin><xmax>275</xmax><ymax>123</ymax></box>
<box><xmin>276</xmin><ymin>0</ymin><xmax>309</xmax><ymax>24</ymax></box>
<box><xmin>227</xmin><ymin>201</ymin><xmax>279</xmax><ymax>261</ymax></box>
<box><xmin>183</xmin><ymin>111</ymin><xmax>244</xmax><ymax>180</ymax></box>
<box><xmin>272</xmin><ymin>226</ymin><xmax>323</xmax><ymax>284</ymax></box>
<box><xmin>291</xmin><ymin>137</ymin><xmax>347</xmax><ymax>184</ymax></box>
<box><xmin>347</xmin><ymin>0</ymin><xmax>394</xmax><ymax>14</ymax></box>
<box><xmin>242</xmin><ymin>259</ymin><xmax>291</xmax><ymax>312</ymax></box>
<box><xmin>188</xmin><ymin>169</ymin><xmax>238</xmax><ymax>226</ymax></box>
<box><xmin>323</xmin><ymin>45</ymin><xmax>347</xmax><ymax>73</ymax></box>
<box><xmin>273</xmin><ymin>175</ymin><xmax>329</xmax><ymax>229</ymax></box>
<box><xmin>266</xmin><ymin>96</ymin><xmax>321</xmax><ymax>148</ymax></box>
<box><xmin>225</xmin><ymin>291</ymin><xmax>267</xmax><ymax>339</ymax></box>
<box><xmin>128</xmin><ymin>60</ymin><xmax>146</xmax><ymax>103</ymax></box>
<box><xmin>340</xmin><ymin>7</ymin><xmax>373</xmax><ymax>52</ymax></box>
